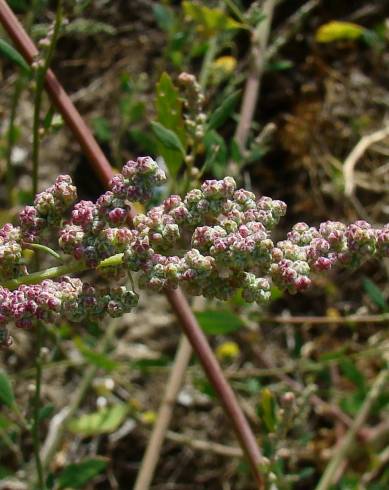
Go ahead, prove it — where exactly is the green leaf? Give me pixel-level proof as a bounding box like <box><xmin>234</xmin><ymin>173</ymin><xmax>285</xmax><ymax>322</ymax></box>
<box><xmin>155</xmin><ymin>72</ymin><xmax>186</xmax><ymax>177</ymax></box>
<box><xmin>363</xmin><ymin>278</ymin><xmax>388</xmax><ymax>311</ymax></box>
<box><xmin>153</xmin><ymin>4</ymin><xmax>175</xmax><ymax>32</ymax></box>
<box><xmin>91</xmin><ymin>116</ymin><xmax>112</xmax><ymax>143</ymax></box>
<box><xmin>67</xmin><ymin>404</ymin><xmax>129</xmax><ymax>436</ymax></box>
<box><xmin>38</xmin><ymin>404</ymin><xmax>55</xmax><ymax>423</ymax></box>
<box><xmin>183</xmin><ymin>2</ymin><xmax>244</xmax><ymax>36</ymax></box>
<box><xmin>203</xmin><ymin>130</ymin><xmax>228</xmax><ymax>178</ymax></box>
<box><xmin>57</xmin><ymin>458</ymin><xmax>108</xmax><ymax>489</ymax></box>
<box><xmin>195</xmin><ymin>310</ymin><xmax>244</xmax><ymax>335</ymax></box>
<box><xmin>0</xmin><ymin>370</ymin><xmax>15</xmax><ymax>408</ymax></box>
<box><xmin>74</xmin><ymin>337</ymin><xmax>118</xmax><ymax>372</ymax></box>
<box><xmin>315</xmin><ymin>21</ymin><xmax>365</xmax><ymax>43</ymax></box>
<box><xmin>339</xmin><ymin>358</ymin><xmax>366</xmax><ymax>391</ymax></box>
<box><xmin>0</xmin><ymin>38</ymin><xmax>31</xmax><ymax>74</ymax></box>
<box><xmin>151</xmin><ymin>121</ymin><xmax>185</xmax><ymax>156</ymax></box>
<box><xmin>259</xmin><ymin>388</ymin><xmax>277</xmax><ymax>433</ymax></box>
<box><xmin>207</xmin><ymin>90</ymin><xmax>241</xmax><ymax>131</ymax></box>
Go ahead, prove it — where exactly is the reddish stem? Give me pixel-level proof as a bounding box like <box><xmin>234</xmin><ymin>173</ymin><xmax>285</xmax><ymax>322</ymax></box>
<box><xmin>0</xmin><ymin>1</ymin><xmax>264</xmax><ymax>486</ymax></box>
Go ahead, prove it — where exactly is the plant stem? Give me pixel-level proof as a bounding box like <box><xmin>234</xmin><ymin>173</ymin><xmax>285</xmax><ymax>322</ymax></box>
<box><xmin>6</xmin><ymin>76</ymin><xmax>24</xmax><ymax>206</ymax></box>
<box><xmin>199</xmin><ymin>35</ymin><xmax>218</xmax><ymax>90</ymax></box>
<box><xmin>31</xmin><ymin>0</ymin><xmax>62</xmax><ymax>196</ymax></box>
<box><xmin>315</xmin><ymin>367</ymin><xmax>389</xmax><ymax>490</ymax></box>
<box><xmin>32</xmin><ymin>321</ymin><xmax>45</xmax><ymax>490</ymax></box>
<box><xmin>2</xmin><ymin>259</ymin><xmax>88</xmax><ymax>290</ymax></box>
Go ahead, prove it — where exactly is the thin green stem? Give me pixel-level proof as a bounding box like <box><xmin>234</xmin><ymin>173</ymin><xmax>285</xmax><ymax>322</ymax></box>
<box><xmin>32</xmin><ymin>321</ymin><xmax>45</xmax><ymax>490</ymax></box>
<box><xmin>198</xmin><ymin>35</ymin><xmax>218</xmax><ymax>91</ymax></box>
<box><xmin>32</xmin><ymin>0</ymin><xmax>62</xmax><ymax>196</ymax></box>
<box><xmin>6</xmin><ymin>76</ymin><xmax>24</xmax><ymax>206</ymax></box>
<box><xmin>22</xmin><ymin>242</ymin><xmax>63</xmax><ymax>261</ymax></box>
<box><xmin>2</xmin><ymin>260</ymin><xmax>88</xmax><ymax>290</ymax></box>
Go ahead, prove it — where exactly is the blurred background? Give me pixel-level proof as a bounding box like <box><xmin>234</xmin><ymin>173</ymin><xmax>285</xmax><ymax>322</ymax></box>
<box><xmin>0</xmin><ymin>1</ymin><xmax>388</xmax><ymax>489</ymax></box>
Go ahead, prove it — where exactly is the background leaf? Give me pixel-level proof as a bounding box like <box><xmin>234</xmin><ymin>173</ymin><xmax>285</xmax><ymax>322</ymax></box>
<box><xmin>151</xmin><ymin>121</ymin><xmax>185</xmax><ymax>156</ymax></box>
<box><xmin>315</xmin><ymin>21</ymin><xmax>365</xmax><ymax>43</ymax></box>
<box><xmin>155</xmin><ymin>72</ymin><xmax>186</xmax><ymax>177</ymax></box>
<box><xmin>363</xmin><ymin>278</ymin><xmax>388</xmax><ymax>311</ymax></box>
<box><xmin>0</xmin><ymin>39</ymin><xmax>31</xmax><ymax>74</ymax></box>
<box><xmin>0</xmin><ymin>370</ymin><xmax>15</xmax><ymax>408</ymax></box>
<box><xmin>57</xmin><ymin>458</ymin><xmax>107</xmax><ymax>489</ymax></box>
<box><xmin>195</xmin><ymin>310</ymin><xmax>244</xmax><ymax>335</ymax></box>
<box><xmin>207</xmin><ymin>90</ymin><xmax>241</xmax><ymax>131</ymax></box>
<box><xmin>67</xmin><ymin>404</ymin><xmax>128</xmax><ymax>436</ymax></box>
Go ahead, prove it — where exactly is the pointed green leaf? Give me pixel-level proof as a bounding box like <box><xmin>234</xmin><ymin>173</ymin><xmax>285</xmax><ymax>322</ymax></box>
<box><xmin>0</xmin><ymin>370</ymin><xmax>15</xmax><ymax>408</ymax></box>
<box><xmin>363</xmin><ymin>278</ymin><xmax>387</xmax><ymax>311</ymax></box>
<box><xmin>259</xmin><ymin>388</ymin><xmax>277</xmax><ymax>433</ymax></box>
<box><xmin>74</xmin><ymin>337</ymin><xmax>118</xmax><ymax>372</ymax></box>
<box><xmin>195</xmin><ymin>310</ymin><xmax>244</xmax><ymax>335</ymax></box>
<box><xmin>207</xmin><ymin>90</ymin><xmax>241</xmax><ymax>131</ymax></box>
<box><xmin>57</xmin><ymin>458</ymin><xmax>108</xmax><ymax>489</ymax></box>
<box><xmin>0</xmin><ymin>39</ymin><xmax>31</xmax><ymax>74</ymax></box>
<box><xmin>155</xmin><ymin>72</ymin><xmax>186</xmax><ymax>177</ymax></box>
<box><xmin>315</xmin><ymin>21</ymin><xmax>365</xmax><ymax>43</ymax></box>
<box><xmin>151</xmin><ymin>121</ymin><xmax>186</xmax><ymax>156</ymax></box>
<box><xmin>67</xmin><ymin>404</ymin><xmax>129</xmax><ymax>436</ymax></box>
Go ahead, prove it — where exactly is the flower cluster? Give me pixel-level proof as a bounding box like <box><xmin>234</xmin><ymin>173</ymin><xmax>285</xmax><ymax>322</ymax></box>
<box><xmin>58</xmin><ymin>156</ymin><xmax>166</xmax><ymax>266</ymax></box>
<box><xmin>0</xmin><ymin>156</ymin><xmax>388</xmax><ymax>346</ymax></box>
<box><xmin>19</xmin><ymin>175</ymin><xmax>77</xmax><ymax>242</ymax></box>
<box><xmin>0</xmin><ymin>279</ymin><xmax>138</xmax><ymax>330</ymax></box>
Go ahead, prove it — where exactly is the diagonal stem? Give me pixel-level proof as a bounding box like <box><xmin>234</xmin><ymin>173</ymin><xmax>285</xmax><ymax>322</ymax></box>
<box><xmin>0</xmin><ymin>2</ymin><xmax>264</xmax><ymax>486</ymax></box>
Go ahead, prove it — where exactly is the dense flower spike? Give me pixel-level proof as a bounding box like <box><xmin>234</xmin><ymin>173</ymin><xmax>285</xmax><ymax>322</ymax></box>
<box><xmin>0</xmin><ymin>156</ymin><xmax>387</xmax><ymax>341</ymax></box>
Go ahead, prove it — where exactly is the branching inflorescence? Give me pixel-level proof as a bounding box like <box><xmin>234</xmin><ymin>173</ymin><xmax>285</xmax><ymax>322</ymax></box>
<box><xmin>0</xmin><ymin>156</ymin><xmax>388</xmax><ymax>346</ymax></box>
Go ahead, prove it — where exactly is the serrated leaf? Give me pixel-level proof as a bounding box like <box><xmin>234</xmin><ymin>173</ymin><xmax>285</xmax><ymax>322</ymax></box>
<box><xmin>151</xmin><ymin>121</ymin><xmax>185</xmax><ymax>156</ymax></box>
<box><xmin>57</xmin><ymin>458</ymin><xmax>107</xmax><ymax>489</ymax></box>
<box><xmin>363</xmin><ymin>278</ymin><xmax>387</xmax><ymax>311</ymax></box>
<box><xmin>0</xmin><ymin>370</ymin><xmax>15</xmax><ymax>408</ymax></box>
<box><xmin>207</xmin><ymin>90</ymin><xmax>241</xmax><ymax>131</ymax></box>
<box><xmin>74</xmin><ymin>337</ymin><xmax>118</xmax><ymax>372</ymax></box>
<box><xmin>315</xmin><ymin>21</ymin><xmax>365</xmax><ymax>43</ymax></box>
<box><xmin>67</xmin><ymin>404</ymin><xmax>128</xmax><ymax>436</ymax></box>
<box><xmin>155</xmin><ymin>72</ymin><xmax>186</xmax><ymax>177</ymax></box>
<box><xmin>195</xmin><ymin>310</ymin><xmax>244</xmax><ymax>335</ymax></box>
<box><xmin>0</xmin><ymin>39</ymin><xmax>31</xmax><ymax>74</ymax></box>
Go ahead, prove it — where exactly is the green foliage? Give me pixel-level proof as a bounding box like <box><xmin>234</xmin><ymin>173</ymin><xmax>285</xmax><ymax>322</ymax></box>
<box><xmin>151</xmin><ymin>122</ymin><xmax>186</xmax><ymax>157</ymax></box>
<box><xmin>67</xmin><ymin>404</ymin><xmax>129</xmax><ymax>436</ymax></box>
<box><xmin>182</xmin><ymin>2</ymin><xmax>244</xmax><ymax>37</ymax></box>
<box><xmin>155</xmin><ymin>72</ymin><xmax>186</xmax><ymax>177</ymax></box>
<box><xmin>0</xmin><ymin>370</ymin><xmax>15</xmax><ymax>408</ymax></box>
<box><xmin>207</xmin><ymin>90</ymin><xmax>240</xmax><ymax>131</ymax></box>
<box><xmin>363</xmin><ymin>278</ymin><xmax>388</xmax><ymax>311</ymax></box>
<box><xmin>0</xmin><ymin>39</ymin><xmax>31</xmax><ymax>75</ymax></box>
<box><xmin>315</xmin><ymin>21</ymin><xmax>365</xmax><ymax>43</ymax></box>
<box><xmin>91</xmin><ymin>116</ymin><xmax>112</xmax><ymax>143</ymax></box>
<box><xmin>195</xmin><ymin>309</ymin><xmax>244</xmax><ymax>335</ymax></box>
<box><xmin>258</xmin><ymin>387</ymin><xmax>277</xmax><ymax>433</ymax></box>
<box><xmin>56</xmin><ymin>458</ymin><xmax>108</xmax><ymax>489</ymax></box>
<box><xmin>74</xmin><ymin>337</ymin><xmax>119</xmax><ymax>372</ymax></box>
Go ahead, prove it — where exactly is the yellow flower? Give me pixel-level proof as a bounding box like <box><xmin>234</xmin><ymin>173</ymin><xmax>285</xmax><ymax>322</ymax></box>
<box><xmin>213</xmin><ymin>56</ymin><xmax>237</xmax><ymax>75</ymax></box>
<box><xmin>216</xmin><ymin>341</ymin><xmax>240</xmax><ymax>360</ymax></box>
